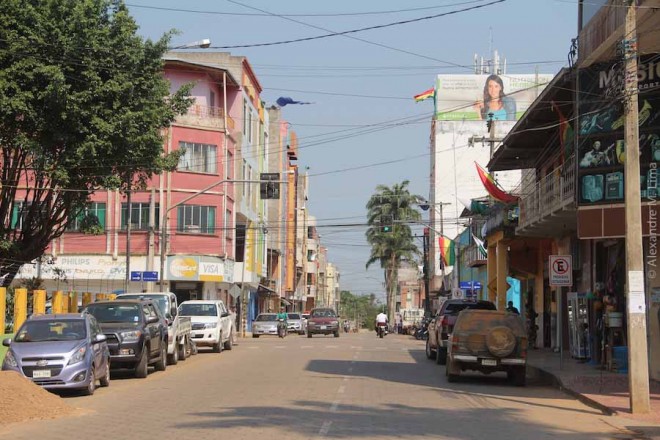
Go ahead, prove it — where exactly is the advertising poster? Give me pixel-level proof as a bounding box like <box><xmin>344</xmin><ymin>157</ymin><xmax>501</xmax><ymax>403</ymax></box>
<box><xmin>435</xmin><ymin>74</ymin><xmax>554</xmax><ymax>121</ymax></box>
<box><xmin>577</xmin><ymin>54</ymin><xmax>660</xmax><ymax>205</ymax></box>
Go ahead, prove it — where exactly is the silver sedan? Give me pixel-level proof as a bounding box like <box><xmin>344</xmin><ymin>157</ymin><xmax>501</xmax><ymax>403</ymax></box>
<box><xmin>251</xmin><ymin>314</ymin><xmax>279</xmax><ymax>337</ymax></box>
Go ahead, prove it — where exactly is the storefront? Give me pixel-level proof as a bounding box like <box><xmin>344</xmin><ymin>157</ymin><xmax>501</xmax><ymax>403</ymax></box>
<box><xmin>167</xmin><ymin>255</ymin><xmax>234</xmax><ymax>305</ymax></box>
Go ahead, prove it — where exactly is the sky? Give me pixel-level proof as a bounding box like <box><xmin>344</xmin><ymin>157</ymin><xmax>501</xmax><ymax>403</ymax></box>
<box><xmin>126</xmin><ymin>0</ymin><xmax>578</xmax><ymax>302</ymax></box>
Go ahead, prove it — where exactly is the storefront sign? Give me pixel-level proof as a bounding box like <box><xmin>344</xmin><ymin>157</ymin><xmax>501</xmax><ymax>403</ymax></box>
<box><xmin>549</xmin><ymin>255</ymin><xmax>572</xmax><ymax>286</ymax></box>
<box><xmin>16</xmin><ymin>256</ymin><xmax>146</xmax><ymax>280</ymax></box>
<box><xmin>167</xmin><ymin>255</ymin><xmax>227</xmax><ymax>282</ymax></box>
<box><xmin>628</xmin><ymin>270</ymin><xmax>646</xmax><ymax>314</ymax></box>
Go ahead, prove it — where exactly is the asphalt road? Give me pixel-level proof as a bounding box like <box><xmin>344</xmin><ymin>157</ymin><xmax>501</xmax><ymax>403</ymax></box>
<box><xmin>0</xmin><ymin>332</ymin><xmax>653</xmax><ymax>440</ymax></box>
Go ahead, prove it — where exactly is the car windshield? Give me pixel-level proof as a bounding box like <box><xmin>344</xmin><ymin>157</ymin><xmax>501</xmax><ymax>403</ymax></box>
<box><xmin>180</xmin><ymin>303</ymin><xmax>217</xmax><ymax>317</ymax></box>
<box><xmin>15</xmin><ymin>319</ymin><xmax>87</xmax><ymax>342</ymax></box>
<box><xmin>121</xmin><ymin>294</ymin><xmax>168</xmax><ymax>317</ymax></box>
<box><xmin>445</xmin><ymin>302</ymin><xmax>495</xmax><ymax>314</ymax></box>
<box><xmin>311</xmin><ymin>309</ymin><xmax>336</xmax><ymax>318</ymax></box>
<box><xmin>255</xmin><ymin>314</ymin><xmax>277</xmax><ymax>322</ymax></box>
<box><xmin>86</xmin><ymin>304</ymin><xmax>141</xmax><ymax>323</ymax></box>
<box><xmin>287</xmin><ymin>313</ymin><xmax>301</xmax><ymax>320</ymax></box>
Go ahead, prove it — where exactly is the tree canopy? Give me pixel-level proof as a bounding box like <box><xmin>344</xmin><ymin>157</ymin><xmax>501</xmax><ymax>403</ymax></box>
<box><xmin>0</xmin><ymin>0</ymin><xmax>192</xmax><ymax>285</ymax></box>
<box><xmin>365</xmin><ymin>180</ymin><xmax>423</xmax><ymax>322</ymax></box>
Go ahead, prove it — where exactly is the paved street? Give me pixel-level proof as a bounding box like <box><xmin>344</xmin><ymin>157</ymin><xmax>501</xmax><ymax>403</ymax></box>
<box><xmin>0</xmin><ymin>333</ymin><xmax>653</xmax><ymax>440</ymax></box>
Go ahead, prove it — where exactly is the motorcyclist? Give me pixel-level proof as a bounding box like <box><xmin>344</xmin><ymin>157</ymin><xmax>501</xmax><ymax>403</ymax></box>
<box><xmin>375</xmin><ymin>311</ymin><xmax>388</xmax><ymax>336</ymax></box>
<box><xmin>276</xmin><ymin>307</ymin><xmax>288</xmax><ymax>336</ymax></box>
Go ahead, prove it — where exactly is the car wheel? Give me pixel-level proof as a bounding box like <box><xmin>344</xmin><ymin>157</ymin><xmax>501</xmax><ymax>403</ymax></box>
<box><xmin>212</xmin><ymin>338</ymin><xmax>222</xmax><ymax>353</ymax></box>
<box><xmin>82</xmin><ymin>367</ymin><xmax>96</xmax><ymax>396</ymax></box>
<box><xmin>425</xmin><ymin>339</ymin><xmax>435</xmax><ymax>359</ymax></box>
<box><xmin>334</xmin><ymin>331</ymin><xmax>339</xmax><ymax>338</ymax></box>
<box><xmin>155</xmin><ymin>344</ymin><xmax>167</xmax><ymax>371</ymax></box>
<box><xmin>223</xmin><ymin>332</ymin><xmax>233</xmax><ymax>350</ymax></box>
<box><xmin>436</xmin><ymin>346</ymin><xmax>447</xmax><ymax>365</ymax></box>
<box><xmin>252</xmin><ymin>334</ymin><xmax>260</xmax><ymax>338</ymax></box>
<box><xmin>99</xmin><ymin>363</ymin><xmax>110</xmax><ymax>387</ymax></box>
<box><xmin>445</xmin><ymin>359</ymin><xmax>459</xmax><ymax>383</ymax></box>
<box><xmin>509</xmin><ymin>366</ymin><xmax>526</xmax><ymax>387</ymax></box>
<box><xmin>168</xmin><ymin>343</ymin><xmax>179</xmax><ymax>365</ymax></box>
<box><xmin>178</xmin><ymin>338</ymin><xmax>187</xmax><ymax>361</ymax></box>
<box><xmin>135</xmin><ymin>348</ymin><xmax>149</xmax><ymax>378</ymax></box>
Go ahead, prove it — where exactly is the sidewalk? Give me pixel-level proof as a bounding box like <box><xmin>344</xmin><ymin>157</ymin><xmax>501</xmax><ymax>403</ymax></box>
<box><xmin>527</xmin><ymin>349</ymin><xmax>660</xmax><ymax>423</ymax></box>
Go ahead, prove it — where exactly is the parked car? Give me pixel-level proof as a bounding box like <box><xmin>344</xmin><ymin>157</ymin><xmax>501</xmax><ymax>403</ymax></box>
<box><xmin>252</xmin><ymin>313</ymin><xmax>278</xmax><ymax>337</ymax></box>
<box><xmin>286</xmin><ymin>313</ymin><xmax>305</xmax><ymax>335</ymax></box>
<box><xmin>427</xmin><ymin>299</ymin><xmax>496</xmax><ymax>365</ymax></box>
<box><xmin>307</xmin><ymin>308</ymin><xmax>340</xmax><ymax>338</ymax></box>
<box><xmin>84</xmin><ymin>300</ymin><xmax>168</xmax><ymax>378</ymax></box>
<box><xmin>117</xmin><ymin>292</ymin><xmax>193</xmax><ymax>364</ymax></box>
<box><xmin>1</xmin><ymin>313</ymin><xmax>110</xmax><ymax>395</ymax></box>
<box><xmin>445</xmin><ymin>309</ymin><xmax>528</xmax><ymax>386</ymax></box>
<box><xmin>179</xmin><ymin>300</ymin><xmax>234</xmax><ymax>352</ymax></box>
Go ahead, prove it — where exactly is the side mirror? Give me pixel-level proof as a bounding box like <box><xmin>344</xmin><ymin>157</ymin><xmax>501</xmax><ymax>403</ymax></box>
<box><xmin>147</xmin><ymin>316</ymin><xmax>160</xmax><ymax>324</ymax></box>
<box><xmin>170</xmin><ymin>306</ymin><xmax>178</xmax><ymax>318</ymax></box>
<box><xmin>221</xmin><ymin>312</ymin><xmax>230</xmax><ymax>318</ymax></box>
<box><xmin>94</xmin><ymin>334</ymin><xmax>107</xmax><ymax>343</ymax></box>
<box><xmin>2</xmin><ymin>338</ymin><xmax>11</xmax><ymax>347</ymax></box>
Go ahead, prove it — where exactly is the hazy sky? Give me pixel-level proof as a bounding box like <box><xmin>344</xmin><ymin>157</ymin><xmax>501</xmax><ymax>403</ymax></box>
<box><xmin>127</xmin><ymin>0</ymin><xmax>577</xmax><ymax>302</ymax></box>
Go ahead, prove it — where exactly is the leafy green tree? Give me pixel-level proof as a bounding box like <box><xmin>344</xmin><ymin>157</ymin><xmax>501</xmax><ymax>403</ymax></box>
<box><xmin>339</xmin><ymin>290</ymin><xmax>379</xmax><ymax>330</ymax></box>
<box><xmin>0</xmin><ymin>0</ymin><xmax>192</xmax><ymax>286</ymax></box>
<box><xmin>365</xmin><ymin>181</ymin><xmax>423</xmax><ymax>323</ymax></box>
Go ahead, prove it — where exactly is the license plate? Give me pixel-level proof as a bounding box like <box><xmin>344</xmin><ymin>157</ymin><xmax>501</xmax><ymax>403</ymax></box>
<box><xmin>320</xmin><ymin>326</ymin><xmax>327</xmax><ymax>330</ymax></box>
<box><xmin>481</xmin><ymin>359</ymin><xmax>497</xmax><ymax>366</ymax></box>
<box><xmin>33</xmin><ymin>370</ymin><xmax>51</xmax><ymax>378</ymax></box>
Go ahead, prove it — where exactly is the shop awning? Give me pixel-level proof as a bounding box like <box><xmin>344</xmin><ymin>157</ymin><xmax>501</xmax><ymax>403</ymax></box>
<box><xmin>280</xmin><ymin>297</ymin><xmax>292</xmax><ymax>306</ymax></box>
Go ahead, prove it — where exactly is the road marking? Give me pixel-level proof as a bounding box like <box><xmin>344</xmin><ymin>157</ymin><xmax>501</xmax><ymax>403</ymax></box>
<box><xmin>248</xmin><ymin>346</ymin><xmax>259</xmax><ymax>349</ymax></box>
<box><xmin>343</xmin><ymin>376</ymin><xmax>349</xmax><ymax>382</ymax></box>
<box><xmin>338</xmin><ymin>385</ymin><xmax>345</xmax><ymax>394</ymax></box>
<box><xmin>330</xmin><ymin>401</ymin><xmax>340</xmax><ymax>412</ymax></box>
<box><xmin>274</xmin><ymin>346</ymin><xmax>285</xmax><ymax>349</ymax></box>
<box><xmin>318</xmin><ymin>421</ymin><xmax>333</xmax><ymax>437</ymax></box>
<box><xmin>301</xmin><ymin>345</ymin><xmax>313</xmax><ymax>349</ymax></box>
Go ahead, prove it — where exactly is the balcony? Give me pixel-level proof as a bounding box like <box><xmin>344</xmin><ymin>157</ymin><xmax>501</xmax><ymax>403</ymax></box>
<box><xmin>517</xmin><ymin>155</ymin><xmax>576</xmax><ymax>236</ymax></box>
<box><xmin>482</xmin><ymin>205</ymin><xmax>518</xmax><ymax>238</ymax></box>
<box><xmin>175</xmin><ymin>104</ymin><xmax>232</xmax><ymax>132</ymax></box>
<box><xmin>464</xmin><ymin>243</ymin><xmax>487</xmax><ymax>267</ymax></box>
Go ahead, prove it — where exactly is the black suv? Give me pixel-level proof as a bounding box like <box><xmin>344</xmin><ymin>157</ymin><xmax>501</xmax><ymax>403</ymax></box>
<box><xmin>84</xmin><ymin>300</ymin><xmax>168</xmax><ymax>378</ymax></box>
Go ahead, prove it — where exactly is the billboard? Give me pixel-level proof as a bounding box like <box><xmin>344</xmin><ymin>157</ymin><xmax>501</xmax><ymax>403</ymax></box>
<box><xmin>577</xmin><ymin>54</ymin><xmax>660</xmax><ymax>205</ymax></box>
<box><xmin>435</xmin><ymin>74</ymin><xmax>554</xmax><ymax>121</ymax></box>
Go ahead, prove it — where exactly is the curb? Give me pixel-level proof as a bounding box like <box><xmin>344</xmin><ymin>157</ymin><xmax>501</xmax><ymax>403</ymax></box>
<box><xmin>527</xmin><ymin>364</ymin><xmax>616</xmax><ymax>416</ymax></box>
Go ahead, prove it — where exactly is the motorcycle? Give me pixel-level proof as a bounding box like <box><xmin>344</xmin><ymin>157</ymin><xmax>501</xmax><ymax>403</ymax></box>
<box><xmin>414</xmin><ymin>318</ymin><xmax>429</xmax><ymax>341</ymax></box>
<box><xmin>277</xmin><ymin>319</ymin><xmax>287</xmax><ymax>338</ymax></box>
<box><xmin>376</xmin><ymin>322</ymin><xmax>387</xmax><ymax>338</ymax></box>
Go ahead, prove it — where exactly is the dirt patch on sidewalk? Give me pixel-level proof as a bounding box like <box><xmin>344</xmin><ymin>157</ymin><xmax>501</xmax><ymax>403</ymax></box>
<box><xmin>0</xmin><ymin>371</ymin><xmax>78</xmax><ymax>426</ymax></box>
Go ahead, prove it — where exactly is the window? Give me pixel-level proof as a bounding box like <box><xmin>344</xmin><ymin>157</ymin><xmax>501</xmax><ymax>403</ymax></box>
<box><xmin>11</xmin><ymin>201</ymin><xmax>48</xmax><ymax>230</ymax></box>
<box><xmin>243</xmin><ymin>99</ymin><xmax>247</xmax><ymax>135</ymax></box>
<box><xmin>121</xmin><ymin>203</ymin><xmax>159</xmax><ymax>230</ymax></box>
<box><xmin>210</xmin><ymin>90</ymin><xmax>216</xmax><ymax>109</ymax></box>
<box><xmin>178</xmin><ymin>141</ymin><xmax>217</xmax><ymax>174</ymax></box>
<box><xmin>177</xmin><ymin>205</ymin><xmax>216</xmax><ymax>234</ymax></box>
<box><xmin>226</xmin><ymin>151</ymin><xmax>233</xmax><ymax>179</ymax></box>
<box><xmin>306</xmin><ymin>273</ymin><xmax>313</xmax><ymax>285</ymax></box>
<box><xmin>68</xmin><ymin>202</ymin><xmax>106</xmax><ymax>232</ymax></box>
<box><xmin>242</xmin><ymin>160</ymin><xmax>248</xmax><ymax>197</ymax></box>
<box><xmin>225</xmin><ymin>209</ymin><xmax>232</xmax><ymax>231</ymax></box>
<box><xmin>307</xmin><ymin>250</ymin><xmax>314</xmax><ymax>262</ymax></box>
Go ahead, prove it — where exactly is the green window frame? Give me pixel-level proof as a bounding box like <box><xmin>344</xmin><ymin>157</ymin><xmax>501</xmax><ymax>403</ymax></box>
<box><xmin>177</xmin><ymin>205</ymin><xmax>215</xmax><ymax>234</ymax></box>
<box><xmin>68</xmin><ymin>202</ymin><xmax>107</xmax><ymax>231</ymax></box>
<box><xmin>121</xmin><ymin>203</ymin><xmax>159</xmax><ymax>230</ymax></box>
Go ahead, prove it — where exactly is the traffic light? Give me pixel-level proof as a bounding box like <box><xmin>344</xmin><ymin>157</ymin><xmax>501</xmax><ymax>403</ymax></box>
<box><xmin>260</xmin><ymin>173</ymin><xmax>280</xmax><ymax>199</ymax></box>
<box><xmin>381</xmin><ymin>225</ymin><xmax>393</xmax><ymax>233</ymax></box>
<box><xmin>380</xmin><ymin>214</ymin><xmax>393</xmax><ymax>233</ymax></box>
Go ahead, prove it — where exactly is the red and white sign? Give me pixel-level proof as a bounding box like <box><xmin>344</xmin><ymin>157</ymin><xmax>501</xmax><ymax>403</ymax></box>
<box><xmin>549</xmin><ymin>255</ymin><xmax>572</xmax><ymax>287</ymax></box>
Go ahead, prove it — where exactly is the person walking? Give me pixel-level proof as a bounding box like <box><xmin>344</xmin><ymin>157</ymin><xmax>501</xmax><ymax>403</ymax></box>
<box><xmin>506</xmin><ymin>301</ymin><xmax>520</xmax><ymax>314</ymax></box>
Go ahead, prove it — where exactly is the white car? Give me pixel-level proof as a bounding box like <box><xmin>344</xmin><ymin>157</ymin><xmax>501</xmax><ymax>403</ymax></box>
<box><xmin>179</xmin><ymin>300</ymin><xmax>234</xmax><ymax>353</ymax></box>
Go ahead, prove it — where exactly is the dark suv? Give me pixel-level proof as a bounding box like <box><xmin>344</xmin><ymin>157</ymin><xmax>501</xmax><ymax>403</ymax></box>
<box><xmin>307</xmin><ymin>308</ymin><xmax>340</xmax><ymax>338</ymax></box>
<box><xmin>426</xmin><ymin>299</ymin><xmax>496</xmax><ymax>365</ymax></box>
<box><xmin>84</xmin><ymin>300</ymin><xmax>168</xmax><ymax>378</ymax></box>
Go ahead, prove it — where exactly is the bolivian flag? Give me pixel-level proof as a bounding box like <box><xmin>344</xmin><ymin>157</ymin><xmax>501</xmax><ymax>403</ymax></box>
<box><xmin>414</xmin><ymin>87</ymin><xmax>435</xmax><ymax>103</ymax></box>
<box><xmin>475</xmin><ymin>162</ymin><xmax>518</xmax><ymax>204</ymax></box>
<box><xmin>439</xmin><ymin>236</ymin><xmax>455</xmax><ymax>267</ymax></box>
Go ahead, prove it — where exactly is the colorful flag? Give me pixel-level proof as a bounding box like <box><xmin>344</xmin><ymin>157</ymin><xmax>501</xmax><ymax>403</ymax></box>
<box><xmin>459</xmin><ymin>197</ymin><xmax>489</xmax><ymax>215</ymax></box>
<box><xmin>414</xmin><ymin>87</ymin><xmax>435</xmax><ymax>103</ymax></box>
<box><xmin>471</xmin><ymin>233</ymin><xmax>487</xmax><ymax>258</ymax></box>
<box><xmin>552</xmin><ymin>101</ymin><xmax>574</xmax><ymax>161</ymax></box>
<box><xmin>475</xmin><ymin>162</ymin><xmax>518</xmax><ymax>204</ymax></box>
<box><xmin>438</xmin><ymin>236</ymin><xmax>455</xmax><ymax>266</ymax></box>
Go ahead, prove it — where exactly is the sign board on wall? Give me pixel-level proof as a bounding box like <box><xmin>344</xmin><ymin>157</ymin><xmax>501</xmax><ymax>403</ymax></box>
<box><xmin>435</xmin><ymin>74</ymin><xmax>553</xmax><ymax>121</ymax></box>
<box><xmin>167</xmin><ymin>255</ymin><xmax>228</xmax><ymax>282</ymax></box>
<box><xmin>17</xmin><ymin>256</ymin><xmax>147</xmax><ymax>280</ymax></box>
<box><xmin>549</xmin><ymin>255</ymin><xmax>573</xmax><ymax>287</ymax></box>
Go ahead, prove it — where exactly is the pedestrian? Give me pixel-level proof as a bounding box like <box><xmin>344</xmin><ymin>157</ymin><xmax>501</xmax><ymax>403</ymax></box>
<box><xmin>506</xmin><ymin>301</ymin><xmax>520</xmax><ymax>314</ymax></box>
<box><xmin>229</xmin><ymin>305</ymin><xmax>239</xmax><ymax>345</ymax></box>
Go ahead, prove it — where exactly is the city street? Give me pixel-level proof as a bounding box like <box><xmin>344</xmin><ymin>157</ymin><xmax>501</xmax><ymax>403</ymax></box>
<box><xmin>0</xmin><ymin>333</ymin><xmax>648</xmax><ymax>440</ymax></box>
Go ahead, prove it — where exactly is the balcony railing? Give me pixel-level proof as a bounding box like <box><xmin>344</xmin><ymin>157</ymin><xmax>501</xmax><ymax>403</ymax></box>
<box><xmin>175</xmin><ymin>104</ymin><xmax>230</xmax><ymax>131</ymax></box>
<box><xmin>463</xmin><ymin>243</ymin><xmax>487</xmax><ymax>267</ymax></box>
<box><xmin>518</xmin><ymin>154</ymin><xmax>576</xmax><ymax>232</ymax></box>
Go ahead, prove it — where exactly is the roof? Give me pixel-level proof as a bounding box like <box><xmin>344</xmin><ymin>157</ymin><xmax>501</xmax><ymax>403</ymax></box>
<box><xmin>488</xmin><ymin>68</ymin><xmax>574</xmax><ymax>171</ymax></box>
<box><xmin>28</xmin><ymin>313</ymin><xmax>86</xmax><ymax>320</ymax></box>
<box><xmin>162</xmin><ymin>56</ymin><xmax>240</xmax><ymax>87</ymax></box>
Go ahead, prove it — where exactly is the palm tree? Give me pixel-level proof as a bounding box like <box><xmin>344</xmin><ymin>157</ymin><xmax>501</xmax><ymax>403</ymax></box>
<box><xmin>365</xmin><ymin>180</ymin><xmax>423</xmax><ymax>324</ymax></box>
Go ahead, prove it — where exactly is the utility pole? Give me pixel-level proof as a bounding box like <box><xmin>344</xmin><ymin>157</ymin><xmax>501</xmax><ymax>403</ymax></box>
<box><xmin>125</xmin><ymin>180</ymin><xmax>132</xmax><ymax>293</ymax></box>
<box><xmin>146</xmin><ymin>188</ymin><xmax>156</xmax><ymax>292</ymax></box>
<box><xmin>622</xmin><ymin>0</ymin><xmax>651</xmax><ymax>414</ymax></box>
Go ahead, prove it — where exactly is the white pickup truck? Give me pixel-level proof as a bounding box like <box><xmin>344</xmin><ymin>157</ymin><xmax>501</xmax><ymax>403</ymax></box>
<box><xmin>116</xmin><ymin>292</ymin><xmax>193</xmax><ymax>365</ymax></box>
<box><xmin>178</xmin><ymin>300</ymin><xmax>235</xmax><ymax>352</ymax></box>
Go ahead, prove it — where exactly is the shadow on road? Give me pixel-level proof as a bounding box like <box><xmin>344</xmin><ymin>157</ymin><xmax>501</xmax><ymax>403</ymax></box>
<box><xmin>176</xmin><ymin>401</ymin><xmax>615</xmax><ymax>438</ymax></box>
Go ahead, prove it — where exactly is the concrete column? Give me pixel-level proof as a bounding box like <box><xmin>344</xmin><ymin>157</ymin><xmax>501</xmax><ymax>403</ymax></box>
<box><xmin>33</xmin><ymin>290</ymin><xmax>46</xmax><ymax>315</ymax></box>
<box><xmin>535</xmin><ymin>249</ymin><xmax>545</xmax><ymax>348</ymax></box>
<box><xmin>52</xmin><ymin>291</ymin><xmax>65</xmax><ymax>314</ymax></box>
<box><xmin>82</xmin><ymin>292</ymin><xmax>93</xmax><ymax>307</ymax></box>
<box><xmin>496</xmin><ymin>241</ymin><xmax>508</xmax><ymax>310</ymax></box>
<box><xmin>69</xmin><ymin>292</ymin><xmax>78</xmax><ymax>313</ymax></box>
<box><xmin>487</xmin><ymin>244</ymin><xmax>497</xmax><ymax>303</ymax></box>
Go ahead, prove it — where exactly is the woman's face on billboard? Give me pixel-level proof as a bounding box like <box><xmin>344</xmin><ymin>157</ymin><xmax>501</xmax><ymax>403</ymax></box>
<box><xmin>487</xmin><ymin>79</ymin><xmax>502</xmax><ymax>100</ymax></box>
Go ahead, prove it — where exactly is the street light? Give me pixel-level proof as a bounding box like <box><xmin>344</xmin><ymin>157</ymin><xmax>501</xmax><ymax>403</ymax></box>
<box><xmin>170</xmin><ymin>39</ymin><xmax>211</xmax><ymax>50</ymax></box>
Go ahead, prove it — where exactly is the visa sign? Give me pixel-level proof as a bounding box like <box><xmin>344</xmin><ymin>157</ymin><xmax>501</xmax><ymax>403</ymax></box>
<box><xmin>199</xmin><ymin>262</ymin><xmax>223</xmax><ymax>282</ymax></box>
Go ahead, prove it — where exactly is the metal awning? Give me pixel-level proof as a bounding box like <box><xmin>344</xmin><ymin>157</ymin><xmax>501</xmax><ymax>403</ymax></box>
<box><xmin>280</xmin><ymin>297</ymin><xmax>292</xmax><ymax>306</ymax></box>
<box><xmin>488</xmin><ymin>68</ymin><xmax>574</xmax><ymax>171</ymax></box>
